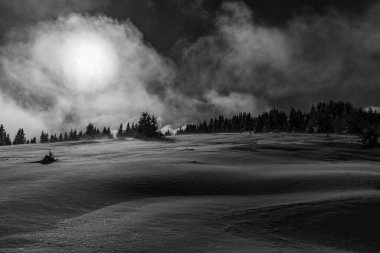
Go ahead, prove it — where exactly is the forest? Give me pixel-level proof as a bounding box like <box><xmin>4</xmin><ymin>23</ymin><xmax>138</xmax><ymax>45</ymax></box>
<box><xmin>177</xmin><ymin>101</ymin><xmax>380</xmax><ymax>135</ymax></box>
<box><xmin>0</xmin><ymin>101</ymin><xmax>379</xmax><ymax>146</ymax></box>
<box><xmin>0</xmin><ymin>112</ymin><xmax>160</xmax><ymax>145</ymax></box>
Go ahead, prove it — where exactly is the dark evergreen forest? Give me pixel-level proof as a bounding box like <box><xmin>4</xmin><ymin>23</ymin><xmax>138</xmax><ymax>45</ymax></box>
<box><xmin>0</xmin><ymin>101</ymin><xmax>379</xmax><ymax>146</ymax></box>
<box><xmin>177</xmin><ymin>101</ymin><xmax>380</xmax><ymax>135</ymax></box>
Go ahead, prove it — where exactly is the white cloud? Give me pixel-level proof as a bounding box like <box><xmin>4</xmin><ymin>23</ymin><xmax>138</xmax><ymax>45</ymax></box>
<box><xmin>0</xmin><ymin>14</ymin><xmax>173</xmax><ymax>137</ymax></box>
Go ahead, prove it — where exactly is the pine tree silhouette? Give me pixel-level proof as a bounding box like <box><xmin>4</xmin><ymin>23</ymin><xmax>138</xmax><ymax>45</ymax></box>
<box><xmin>5</xmin><ymin>134</ymin><xmax>12</xmax><ymax>145</ymax></box>
<box><xmin>176</xmin><ymin>101</ymin><xmax>380</xmax><ymax>136</ymax></box>
<box><xmin>58</xmin><ymin>133</ymin><xmax>63</xmax><ymax>142</ymax></box>
<box><xmin>13</xmin><ymin>128</ymin><xmax>26</xmax><ymax>145</ymax></box>
<box><xmin>117</xmin><ymin>123</ymin><xmax>123</xmax><ymax>139</ymax></box>
<box><xmin>137</xmin><ymin>112</ymin><xmax>161</xmax><ymax>138</ymax></box>
<box><xmin>64</xmin><ymin>132</ymin><xmax>69</xmax><ymax>141</ymax></box>
<box><xmin>0</xmin><ymin>124</ymin><xmax>6</xmax><ymax>146</ymax></box>
<box><xmin>40</xmin><ymin>131</ymin><xmax>49</xmax><ymax>143</ymax></box>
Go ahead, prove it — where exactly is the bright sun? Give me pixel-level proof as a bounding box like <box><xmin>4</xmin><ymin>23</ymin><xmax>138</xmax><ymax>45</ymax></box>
<box><xmin>61</xmin><ymin>32</ymin><xmax>118</xmax><ymax>91</ymax></box>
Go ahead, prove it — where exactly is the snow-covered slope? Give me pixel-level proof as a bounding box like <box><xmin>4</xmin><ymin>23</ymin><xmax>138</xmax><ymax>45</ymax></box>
<box><xmin>1</xmin><ymin>133</ymin><xmax>380</xmax><ymax>252</ymax></box>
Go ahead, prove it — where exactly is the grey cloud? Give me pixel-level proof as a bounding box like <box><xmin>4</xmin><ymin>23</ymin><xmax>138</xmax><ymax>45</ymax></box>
<box><xmin>173</xmin><ymin>2</ymin><xmax>380</xmax><ymax>115</ymax></box>
<box><xmin>1</xmin><ymin>1</ymin><xmax>380</xmax><ymax>137</ymax></box>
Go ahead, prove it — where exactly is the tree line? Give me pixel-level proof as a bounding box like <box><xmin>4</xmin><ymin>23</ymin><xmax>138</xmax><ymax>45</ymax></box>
<box><xmin>177</xmin><ymin>101</ymin><xmax>380</xmax><ymax>135</ymax></box>
<box><xmin>1</xmin><ymin>102</ymin><xmax>379</xmax><ymax>147</ymax></box>
<box><xmin>39</xmin><ymin>124</ymin><xmax>114</xmax><ymax>144</ymax></box>
<box><xmin>0</xmin><ymin>124</ymin><xmax>114</xmax><ymax>146</ymax></box>
<box><xmin>0</xmin><ymin>112</ymin><xmax>161</xmax><ymax>146</ymax></box>
<box><xmin>117</xmin><ymin>112</ymin><xmax>161</xmax><ymax>139</ymax></box>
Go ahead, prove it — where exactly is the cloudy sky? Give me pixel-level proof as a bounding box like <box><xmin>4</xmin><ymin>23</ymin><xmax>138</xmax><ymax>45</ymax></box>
<box><xmin>0</xmin><ymin>0</ymin><xmax>379</xmax><ymax>138</ymax></box>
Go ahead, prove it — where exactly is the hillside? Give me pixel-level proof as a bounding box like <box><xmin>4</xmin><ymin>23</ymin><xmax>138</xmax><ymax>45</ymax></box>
<box><xmin>1</xmin><ymin>133</ymin><xmax>380</xmax><ymax>252</ymax></box>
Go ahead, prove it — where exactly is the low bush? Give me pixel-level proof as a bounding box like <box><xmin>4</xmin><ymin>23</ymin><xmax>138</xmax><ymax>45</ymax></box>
<box><xmin>360</xmin><ymin>127</ymin><xmax>379</xmax><ymax>148</ymax></box>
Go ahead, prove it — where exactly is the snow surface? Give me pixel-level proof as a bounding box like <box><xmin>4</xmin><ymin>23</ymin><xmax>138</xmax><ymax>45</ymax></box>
<box><xmin>1</xmin><ymin>133</ymin><xmax>380</xmax><ymax>252</ymax></box>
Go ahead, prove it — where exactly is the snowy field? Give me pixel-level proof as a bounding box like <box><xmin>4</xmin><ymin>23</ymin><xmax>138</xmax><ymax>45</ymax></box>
<box><xmin>1</xmin><ymin>133</ymin><xmax>380</xmax><ymax>252</ymax></box>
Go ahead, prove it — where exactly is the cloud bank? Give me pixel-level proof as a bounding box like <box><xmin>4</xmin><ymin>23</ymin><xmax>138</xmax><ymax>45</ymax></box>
<box><xmin>174</xmin><ymin>2</ymin><xmax>380</xmax><ymax>114</ymax></box>
<box><xmin>0</xmin><ymin>14</ymin><xmax>173</xmax><ymax>137</ymax></box>
<box><xmin>1</xmin><ymin>2</ymin><xmax>380</xmax><ymax>137</ymax></box>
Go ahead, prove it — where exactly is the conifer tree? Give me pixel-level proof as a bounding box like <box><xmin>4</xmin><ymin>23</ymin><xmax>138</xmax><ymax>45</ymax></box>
<box><xmin>69</xmin><ymin>129</ymin><xmax>74</xmax><ymax>140</ymax></box>
<box><xmin>137</xmin><ymin>112</ymin><xmax>160</xmax><ymax>138</ymax></box>
<box><xmin>0</xmin><ymin>124</ymin><xmax>6</xmax><ymax>146</ymax></box>
<box><xmin>125</xmin><ymin>122</ymin><xmax>131</xmax><ymax>137</ymax></box>
<box><xmin>107</xmin><ymin>127</ymin><xmax>113</xmax><ymax>139</ymax></box>
<box><xmin>58</xmin><ymin>133</ymin><xmax>63</xmax><ymax>142</ymax></box>
<box><xmin>13</xmin><ymin>128</ymin><xmax>26</xmax><ymax>145</ymax></box>
<box><xmin>85</xmin><ymin>123</ymin><xmax>97</xmax><ymax>138</ymax></box>
<box><xmin>50</xmin><ymin>134</ymin><xmax>58</xmax><ymax>143</ymax></box>
<box><xmin>288</xmin><ymin>108</ymin><xmax>298</xmax><ymax>132</ymax></box>
<box><xmin>0</xmin><ymin>125</ymin><xmax>12</xmax><ymax>145</ymax></box>
<box><xmin>131</xmin><ymin>123</ymin><xmax>136</xmax><ymax>135</ymax></box>
<box><xmin>117</xmin><ymin>123</ymin><xmax>123</xmax><ymax>139</ymax></box>
<box><xmin>40</xmin><ymin>131</ymin><xmax>49</xmax><ymax>143</ymax></box>
<box><xmin>64</xmin><ymin>132</ymin><xmax>69</xmax><ymax>141</ymax></box>
<box><xmin>151</xmin><ymin>115</ymin><xmax>158</xmax><ymax>134</ymax></box>
<box><xmin>5</xmin><ymin>134</ymin><xmax>12</xmax><ymax>145</ymax></box>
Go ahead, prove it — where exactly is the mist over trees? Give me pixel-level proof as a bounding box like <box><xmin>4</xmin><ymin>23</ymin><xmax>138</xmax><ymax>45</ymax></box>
<box><xmin>0</xmin><ymin>102</ymin><xmax>379</xmax><ymax>147</ymax></box>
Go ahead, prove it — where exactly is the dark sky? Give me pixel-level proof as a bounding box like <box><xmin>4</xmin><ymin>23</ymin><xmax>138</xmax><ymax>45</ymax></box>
<box><xmin>1</xmin><ymin>0</ymin><xmax>380</xmax><ymax>135</ymax></box>
<box><xmin>0</xmin><ymin>0</ymin><xmax>377</xmax><ymax>55</ymax></box>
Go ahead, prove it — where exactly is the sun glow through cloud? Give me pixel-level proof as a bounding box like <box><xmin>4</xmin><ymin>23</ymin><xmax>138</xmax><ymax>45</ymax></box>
<box><xmin>61</xmin><ymin>32</ymin><xmax>119</xmax><ymax>91</ymax></box>
<box><xmin>0</xmin><ymin>14</ymin><xmax>174</xmax><ymax>137</ymax></box>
